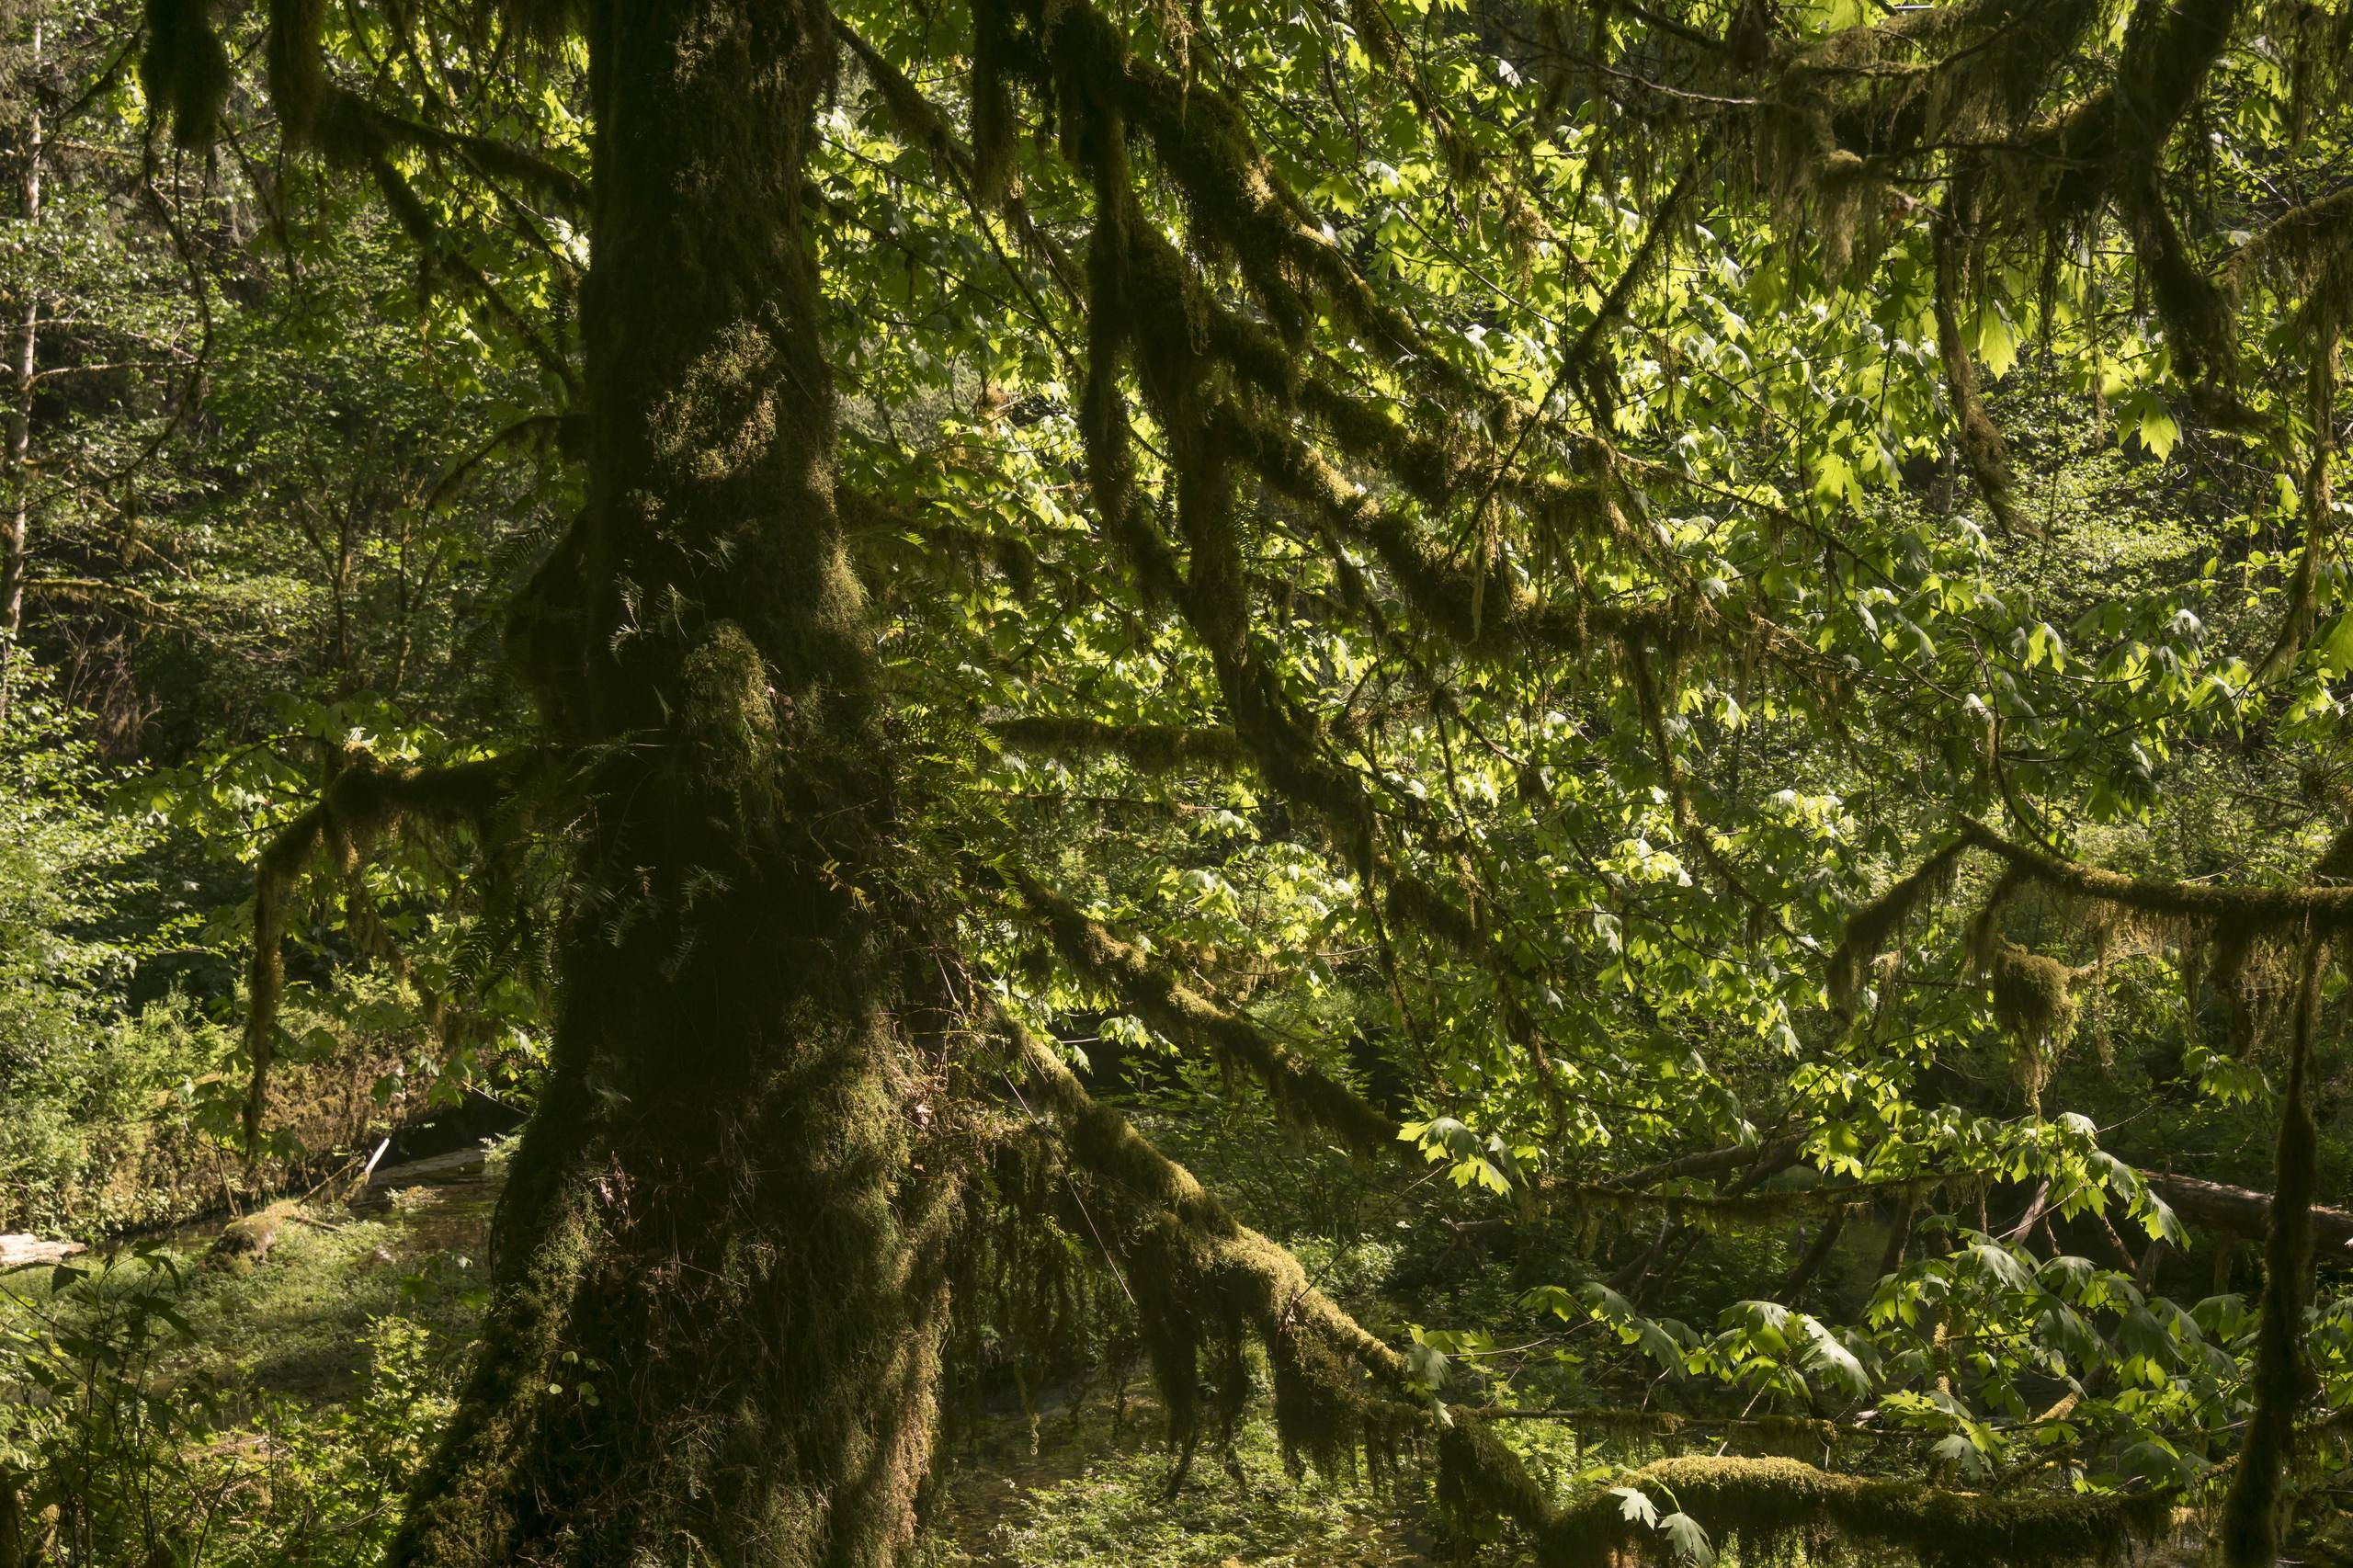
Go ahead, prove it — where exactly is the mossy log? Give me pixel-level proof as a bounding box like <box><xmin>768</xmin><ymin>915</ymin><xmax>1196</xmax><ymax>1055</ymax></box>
<box><xmin>1545</xmin><ymin>1451</ymin><xmax>2175</xmax><ymax>1567</ymax></box>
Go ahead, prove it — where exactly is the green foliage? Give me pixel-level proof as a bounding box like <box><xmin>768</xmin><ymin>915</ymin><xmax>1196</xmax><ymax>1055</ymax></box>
<box><xmin>0</xmin><ymin>1211</ymin><xmax>474</xmax><ymax>1567</ymax></box>
<box><xmin>0</xmin><ymin>666</ymin><xmax>225</xmax><ymax>1235</ymax></box>
<box><xmin>7</xmin><ymin>0</ymin><xmax>2353</xmax><ymax>1559</ymax></box>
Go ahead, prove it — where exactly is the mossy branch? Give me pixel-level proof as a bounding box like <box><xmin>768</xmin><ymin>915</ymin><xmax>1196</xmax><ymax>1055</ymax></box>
<box><xmin>2143</xmin><ymin>1169</ymin><xmax>2353</xmax><ymax>1256</ymax></box>
<box><xmin>1826</xmin><ymin>835</ymin><xmax>1971</xmax><ymax>1019</ymax></box>
<box><xmin>986</xmin><ymin>715</ymin><xmax>1248</xmax><ymax>773</ymax></box>
<box><xmin>2256</xmin><ymin>326</ymin><xmax>2341</xmax><ymax>683</ymax></box>
<box><xmin>1959</xmin><ymin>817</ymin><xmax>2353</xmax><ymax>933</ymax></box>
<box><xmin>243</xmin><ymin>750</ymin><xmax>534</xmax><ymax>1159</ymax></box>
<box><xmin>1466</xmin><ymin>1446</ymin><xmax>2176</xmax><ymax>1567</ymax></box>
<box><xmin>1012</xmin><ymin>875</ymin><xmax>1394</xmax><ymax>1156</ymax></box>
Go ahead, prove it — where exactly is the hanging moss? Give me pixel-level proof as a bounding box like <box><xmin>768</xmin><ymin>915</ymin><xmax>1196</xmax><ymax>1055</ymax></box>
<box><xmin>1980</xmin><ymin>938</ymin><xmax>2077</xmax><ymax>1107</ymax></box>
<box><xmin>969</xmin><ymin>0</ymin><xmax>1019</xmax><ymax>206</ymax></box>
<box><xmin>2219</xmin><ymin>944</ymin><xmax>2323</xmax><ymax>1567</ymax></box>
<box><xmin>1386</xmin><ymin>871</ymin><xmax>1484</xmax><ymax>952</ymax></box>
<box><xmin>264</xmin><ymin>0</ymin><xmax>327</xmax><ymax>141</ymax></box>
<box><xmin>1963</xmin><ymin>882</ymin><xmax>2080</xmax><ymax>1108</ymax></box>
<box><xmin>140</xmin><ymin>0</ymin><xmax>231</xmax><ymax>148</ymax></box>
<box><xmin>1827</xmin><ymin>837</ymin><xmax>1970</xmax><ymax>1019</ymax></box>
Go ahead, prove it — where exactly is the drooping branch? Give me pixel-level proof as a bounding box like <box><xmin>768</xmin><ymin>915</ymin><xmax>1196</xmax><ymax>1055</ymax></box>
<box><xmin>1554</xmin><ymin>1173</ymin><xmax>1927</xmax><ymax>1229</ymax></box>
<box><xmin>242</xmin><ymin>749</ymin><xmax>535</xmax><ymax>1157</ymax></box>
<box><xmin>998</xmin><ymin>1014</ymin><xmax>1418</xmax><ymax>1476</ymax></box>
<box><xmin>1004</xmin><ymin>1014</ymin><xmax>2154</xmax><ymax>1562</ymax></box>
<box><xmin>1613</xmin><ymin>1131</ymin><xmax>1812</xmax><ymax>1191</ymax></box>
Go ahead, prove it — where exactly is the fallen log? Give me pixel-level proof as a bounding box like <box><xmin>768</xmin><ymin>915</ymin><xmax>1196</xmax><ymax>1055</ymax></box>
<box><xmin>0</xmin><ymin>1233</ymin><xmax>87</xmax><ymax>1269</ymax></box>
<box><xmin>2140</xmin><ymin>1170</ymin><xmax>2353</xmax><ymax>1254</ymax></box>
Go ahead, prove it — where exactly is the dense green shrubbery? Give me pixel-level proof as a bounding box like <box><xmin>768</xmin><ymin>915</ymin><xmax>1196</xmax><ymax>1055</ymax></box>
<box><xmin>0</xmin><ymin>667</ymin><xmax>231</xmax><ymax>1238</ymax></box>
<box><xmin>0</xmin><ymin>1213</ymin><xmax>474</xmax><ymax>1565</ymax></box>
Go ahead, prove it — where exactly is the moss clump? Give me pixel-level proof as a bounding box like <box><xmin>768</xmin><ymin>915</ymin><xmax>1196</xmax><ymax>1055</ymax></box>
<box><xmin>206</xmin><ymin>1200</ymin><xmax>301</xmax><ymax>1274</ymax></box>
<box><xmin>1965</xmin><ymin>900</ymin><xmax>2079</xmax><ymax>1108</ymax></box>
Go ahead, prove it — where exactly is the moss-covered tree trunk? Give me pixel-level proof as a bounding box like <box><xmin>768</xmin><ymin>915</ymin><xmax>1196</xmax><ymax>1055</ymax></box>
<box><xmin>392</xmin><ymin>2</ymin><xmax>945</xmax><ymax>1562</ymax></box>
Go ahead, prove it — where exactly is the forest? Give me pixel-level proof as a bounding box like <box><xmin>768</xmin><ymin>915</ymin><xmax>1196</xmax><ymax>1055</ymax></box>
<box><xmin>0</xmin><ymin>0</ymin><xmax>2349</xmax><ymax>1562</ymax></box>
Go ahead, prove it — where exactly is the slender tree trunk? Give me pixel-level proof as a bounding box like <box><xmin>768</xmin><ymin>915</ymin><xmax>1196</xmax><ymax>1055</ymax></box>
<box><xmin>0</xmin><ymin>17</ymin><xmax>42</xmax><ymax>726</ymax></box>
<box><xmin>392</xmin><ymin>3</ymin><xmax>946</xmax><ymax>1562</ymax></box>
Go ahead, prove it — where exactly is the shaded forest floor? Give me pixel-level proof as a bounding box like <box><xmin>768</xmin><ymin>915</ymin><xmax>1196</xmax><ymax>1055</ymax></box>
<box><xmin>926</xmin><ymin>1393</ymin><xmax>1438</xmax><ymax>1566</ymax></box>
<box><xmin>5</xmin><ymin>1153</ymin><xmax>1453</xmax><ymax>1565</ymax></box>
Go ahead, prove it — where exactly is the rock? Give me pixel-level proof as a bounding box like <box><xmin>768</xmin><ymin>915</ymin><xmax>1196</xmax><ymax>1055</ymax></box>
<box><xmin>0</xmin><ymin>1233</ymin><xmax>85</xmax><ymax>1269</ymax></box>
<box><xmin>204</xmin><ymin>1202</ymin><xmax>297</xmax><ymax>1274</ymax></box>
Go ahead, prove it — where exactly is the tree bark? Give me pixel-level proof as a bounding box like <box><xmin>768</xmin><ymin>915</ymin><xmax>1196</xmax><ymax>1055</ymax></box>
<box><xmin>392</xmin><ymin>3</ymin><xmax>943</xmax><ymax>1562</ymax></box>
